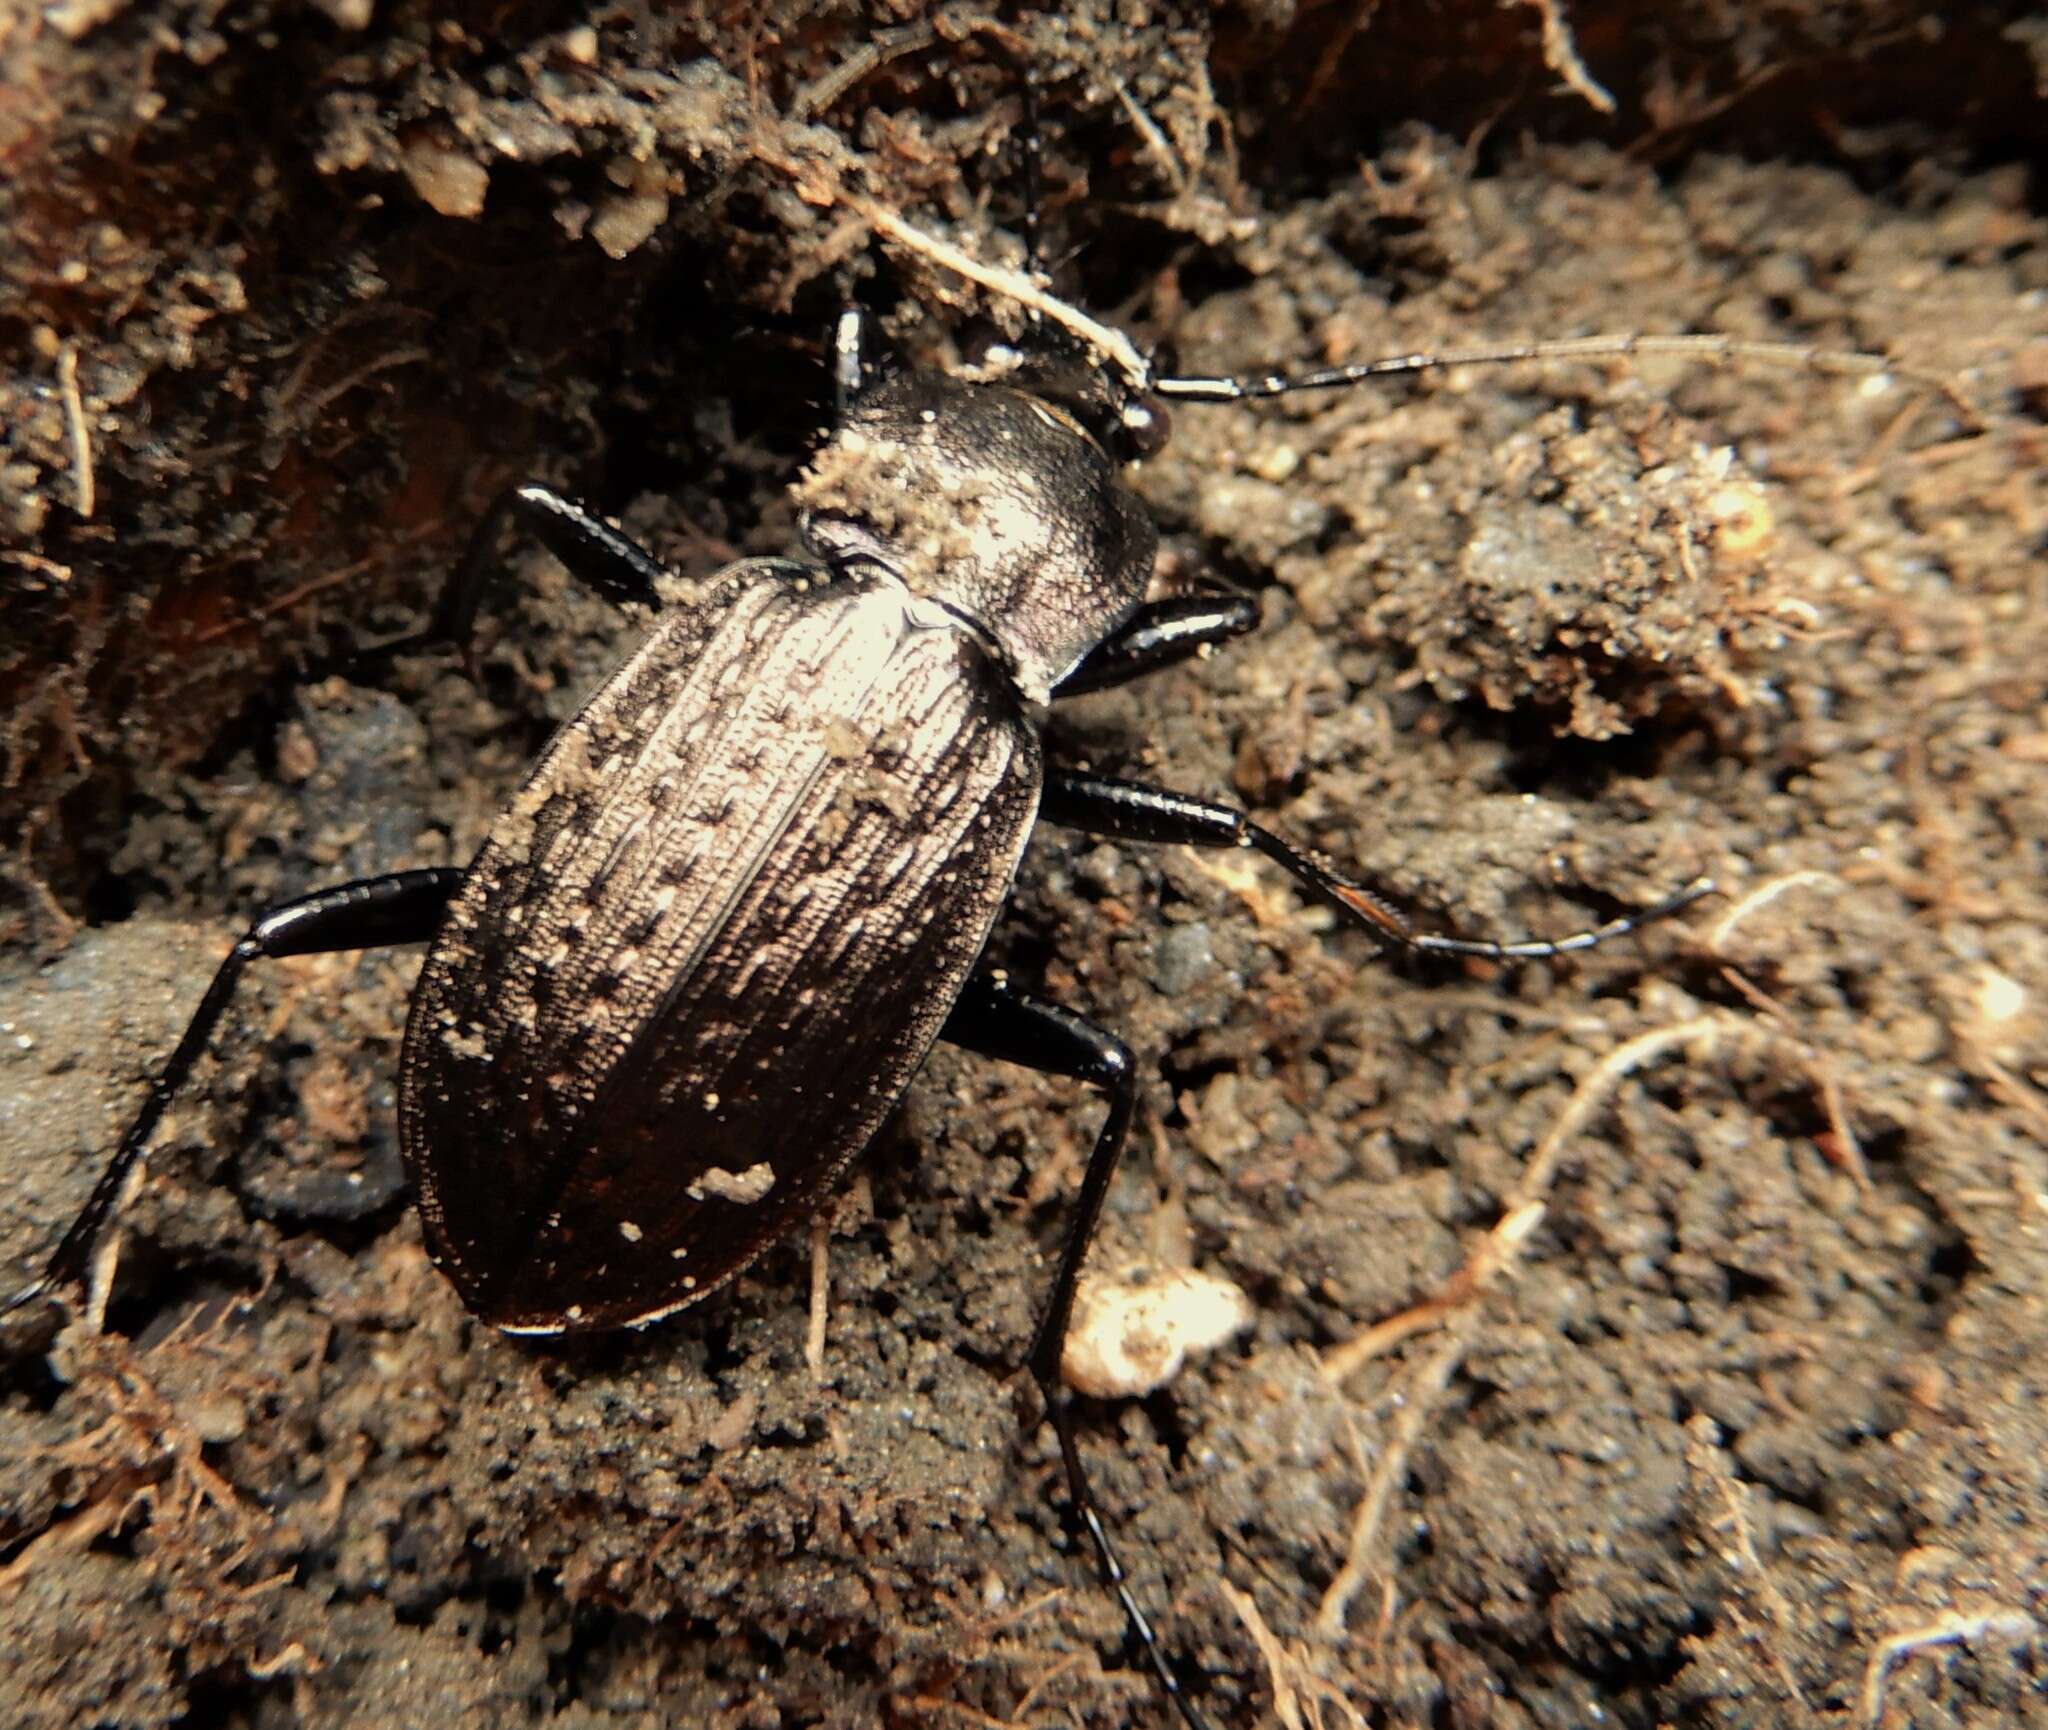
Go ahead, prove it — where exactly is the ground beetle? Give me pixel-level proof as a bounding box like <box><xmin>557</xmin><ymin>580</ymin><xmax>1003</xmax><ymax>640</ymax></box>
<box><xmin>14</xmin><ymin>248</ymin><xmax>1728</xmax><ymax>1724</ymax></box>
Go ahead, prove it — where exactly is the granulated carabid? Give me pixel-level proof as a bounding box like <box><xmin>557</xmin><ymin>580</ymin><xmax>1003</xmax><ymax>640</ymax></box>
<box><xmin>11</xmin><ymin>216</ymin><xmax>1754</xmax><ymax>1730</ymax></box>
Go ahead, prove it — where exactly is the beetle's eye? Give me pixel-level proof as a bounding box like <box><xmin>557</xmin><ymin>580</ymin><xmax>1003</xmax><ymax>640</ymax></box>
<box><xmin>1118</xmin><ymin>396</ymin><xmax>1172</xmax><ymax>460</ymax></box>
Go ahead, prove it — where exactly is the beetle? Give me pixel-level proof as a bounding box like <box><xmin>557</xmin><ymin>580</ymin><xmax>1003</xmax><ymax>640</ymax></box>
<box><xmin>12</xmin><ymin>278</ymin><xmax>1724</xmax><ymax>1723</ymax></box>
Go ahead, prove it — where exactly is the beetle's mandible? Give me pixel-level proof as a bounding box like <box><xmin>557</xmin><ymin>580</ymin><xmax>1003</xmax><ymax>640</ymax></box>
<box><xmin>14</xmin><ymin>279</ymin><xmax>1723</xmax><ymax>1725</ymax></box>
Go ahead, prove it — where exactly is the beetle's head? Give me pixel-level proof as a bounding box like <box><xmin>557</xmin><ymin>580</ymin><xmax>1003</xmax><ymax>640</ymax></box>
<box><xmin>954</xmin><ymin>321</ymin><xmax>1175</xmax><ymax>464</ymax></box>
<box><xmin>794</xmin><ymin>365</ymin><xmax>1159</xmax><ymax>704</ymax></box>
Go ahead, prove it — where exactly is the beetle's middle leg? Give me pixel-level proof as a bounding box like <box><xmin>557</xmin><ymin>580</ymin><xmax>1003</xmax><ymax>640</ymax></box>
<box><xmin>940</xmin><ymin>973</ymin><xmax>1217</xmax><ymax>1730</ymax></box>
<box><xmin>10</xmin><ymin>868</ymin><xmax>464</xmax><ymax>1322</ymax></box>
<box><xmin>1041</xmin><ymin>770</ymin><xmax>1713</xmax><ymax>959</ymax></box>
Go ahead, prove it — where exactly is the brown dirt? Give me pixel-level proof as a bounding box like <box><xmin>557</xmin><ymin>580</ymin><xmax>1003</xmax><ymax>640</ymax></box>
<box><xmin>3</xmin><ymin>4</ymin><xmax>2046</xmax><ymax>1727</ymax></box>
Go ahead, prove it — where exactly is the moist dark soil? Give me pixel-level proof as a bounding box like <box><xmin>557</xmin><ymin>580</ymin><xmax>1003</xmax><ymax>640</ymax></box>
<box><xmin>3</xmin><ymin>4</ymin><xmax>2046</xmax><ymax>1727</ymax></box>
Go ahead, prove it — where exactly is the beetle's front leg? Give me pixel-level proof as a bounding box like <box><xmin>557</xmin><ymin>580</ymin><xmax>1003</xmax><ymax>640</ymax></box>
<box><xmin>9</xmin><ymin>868</ymin><xmax>465</xmax><ymax>1325</ymax></box>
<box><xmin>1050</xmin><ymin>592</ymin><xmax>1260</xmax><ymax>699</ymax></box>
<box><xmin>362</xmin><ymin>485</ymin><xmax>670</xmax><ymax>669</ymax></box>
<box><xmin>940</xmin><ymin>972</ymin><xmax>1218</xmax><ymax>1730</ymax></box>
<box><xmin>438</xmin><ymin>484</ymin><xmax>672</xmax><ymax>651</ymax></box>
<box><xmin>1041</xmin><ymin>771</ymin><xmax>1713</xmax><ymax>960</ymax></box>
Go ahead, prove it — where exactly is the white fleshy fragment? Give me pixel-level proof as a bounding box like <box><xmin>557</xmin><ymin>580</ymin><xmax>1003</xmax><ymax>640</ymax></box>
<box><xmin>1976</xmin><ymin>968</ymin><xmax>2026</xmax><ymax>1025</ymax></box>
<box><xmin>1060</xmin><ymin>1267</ymin><xmax>1255</xmax><ymax>1399</ymax></box>
<box><xmin>688</xmin><ymin>1161</ymin><xmax>776</xmax><ymax>1205</ymax></box>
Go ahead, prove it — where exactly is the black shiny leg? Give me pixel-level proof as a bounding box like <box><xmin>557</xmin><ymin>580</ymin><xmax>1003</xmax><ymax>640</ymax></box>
<box><xmin>1041</xmin><ymin>771</ymin><xmax>1713</xmax><ymax>959</ymax></box>
<box><xmin>942</xmin><ymin>972</ymin><xmax>1216</xmax><ymax>1730</ymax></box>
<box><xmin>9</xmin><ymin>868</ymin><xmax>465</xmax><ymax>1317</ymax></box>
<box><xmin>441</xmin><ymin>484</ymin><xmax>665</xmax><ymax>648</ymax></box>
<box><xmin>363</xmin><ymin>485</ymin><xmax>668</xmax><ymax>670</ymax></box>
<box><xmin>1052</xmin><ymin>592</ymin><xmax>1261</xmax><ymax>699</ymax></box>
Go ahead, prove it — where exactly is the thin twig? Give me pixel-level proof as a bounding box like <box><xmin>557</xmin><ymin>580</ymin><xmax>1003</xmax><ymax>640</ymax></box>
<box><xmin>790</xmin><ymin>6</ymin><xmax>1019</xmax><ymax>120</ymax></box>
<box><xmin>1006</xmin><ymin>1651</ymin><xmax>1087</xmax><ymax>1724</ymax></box>
<box><xmin>806</xmin><ymin>1209</ymin><xmax>831</xmax><ymax>1381</ymax></box>
<box><xmin>1683</xmin><ymin>1414</ymin><xmax>1811</xmax><ymax>1709</ymax></box>
<box><xmin>1316</xmin><ymin>1326</ymin><xmax>1463</xmax><ymax>1641</ymax></box>
<box><xmin>58</xmin><ymin>341</ymin><xmax>94</xmax><ymax>519</ymax></box>
<box><xmin>1812</xmin><ymin>1062</ymin><xmax>1871</xmax><ymax>1194</ymax></box>
<box><xmin>1704</xmin><ymin>873</ymin><xmax>1877</xmax><ymax>1196</ymax></box>
<box><xmin>1517</xmin><ymin>0</ymin><xmax>1615</xmax><ymax>113</ymax></box>
<box><xmin>845</xmin><ymin>195</ymin><xmax>1151</xmax><ymax>388</ymax></box>
<box><xmin>1223</xmin><ymin>1580</ymin><xmax>1368</xmax><ymax>1730</ymax></box>
<box><xmin>294</xmin><ymin>346</ymin><xmax>429</xmax><ymax>429</ymax></box>
<box><xmin>1305</xmin><ymin>1</ymin><xmax>1383</xmax><ymax>113</ymax></box>
<box><xmin>1106</xmin><ymin>71</ymin><xmax>1189</xmax><ymax>199</ymax></box>
<box><xmin>792</xmin><ymin>16</ymin><xmax>938</xmax><ymax>120</ymax></box>
<box><xmin>0</xmin><ymin>1483</ymin><xmax>138</xmax><ymax>1592</ymax></box>
<box><xmin>0</xmin><ymin>550</ymin><xmax>73</xmax><ymax>581</ymax></box>
<box><xmin>188</xmin><ymin>551</ymin><xmax>384</xmax><ymax>645</ymax></box>
<box><xmin>1320</xmin><ymin>1203</ymin><xmax>1543</xmax><ymax>1380</ymax></box>
<box><xmin>1704</xmin><ymin>870</ymin><xmax>1842</xmax><ymax>954</ymax></box>
<box><xmin>1223</xmin><ymin>1582</ymin><xmax>1308</xmax><ymax>1730</ymax></box>
<box><xmin>1316</xmin><ymin>1014</ymin><xmax>1732</xmax><ymax>1638</ymax></box>
<box><xmin>1514</xmin><ymin>1015</ymin><xmax>1728</xmax><ymax>1205</ymax></box>
<box><xmin>1860</xmin><ymin>1606</ymin><xmax>2038</xmax><ymax>1727</ymax></box>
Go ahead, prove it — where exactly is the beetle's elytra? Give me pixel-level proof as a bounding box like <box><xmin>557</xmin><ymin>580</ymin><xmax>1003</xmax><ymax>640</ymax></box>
<box><xmin>14</xmin><ymin>254</ymin><xmax>1724</xmax><ymax>1728</ymax></box>
<box><xmin>413</xmin><ymin>554</ymin><xmax>1043</xmax><ymax>1335</ymax></box>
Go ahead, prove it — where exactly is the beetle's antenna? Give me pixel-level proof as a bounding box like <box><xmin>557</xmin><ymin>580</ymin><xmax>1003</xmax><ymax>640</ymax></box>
<box><xmin>1151</xmin><ymin>332</ymin><xmax>1978</xmax><ymax>426</ymax></box>
<box><xmin>1019</xmin><ymin>74</ymin><xmax>1045</xmax><ymax>289</ymax></box>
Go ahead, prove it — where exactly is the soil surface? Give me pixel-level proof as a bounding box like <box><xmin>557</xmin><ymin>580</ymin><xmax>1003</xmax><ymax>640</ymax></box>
<box><xmin>3</xmin><ymin>4</ymin><xmax>2046</xmax><ymax>1728</ymax></box>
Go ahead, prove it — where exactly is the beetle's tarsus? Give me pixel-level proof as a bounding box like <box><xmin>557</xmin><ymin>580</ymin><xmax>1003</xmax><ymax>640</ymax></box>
<box><xmin>943</xmin><ymin>974</ymin><xmax>1217</xmax><ymax>1726</ymax></box>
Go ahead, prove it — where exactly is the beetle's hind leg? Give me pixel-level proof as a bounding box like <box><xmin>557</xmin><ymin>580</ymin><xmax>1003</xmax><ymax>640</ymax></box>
<box><xmin>1041</xmin><ymin>771</ymin><xmax>1713</xmax><ymax>960</ymax></box>
<box><xmin>941</xmin><ymin>973</ymin><xmax>1219</xmax><ymax>1730</ymax></box>
<box><xmin>9</xmin><ymin>868</ymin><xmax>464</xmax><ymax>1327</ymax></box>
